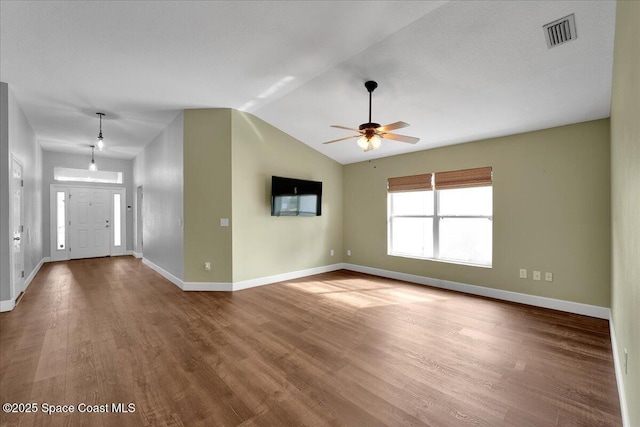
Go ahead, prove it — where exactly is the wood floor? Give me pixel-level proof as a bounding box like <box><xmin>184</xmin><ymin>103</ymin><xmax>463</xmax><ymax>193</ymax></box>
<box><xmin>0</xmin><ymin>257</ymin><xmax>621</xmax><ymax>426</ymax></box>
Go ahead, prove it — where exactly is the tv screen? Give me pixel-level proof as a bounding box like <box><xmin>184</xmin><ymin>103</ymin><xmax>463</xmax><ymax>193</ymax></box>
<box><xmin>271</xmin><ymin>176</ymin><xmax>322</xmax><ymax>216</ymax></box>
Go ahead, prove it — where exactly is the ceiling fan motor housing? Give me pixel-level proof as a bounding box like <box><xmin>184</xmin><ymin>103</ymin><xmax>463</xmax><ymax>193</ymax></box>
<box><xmin>359</xmin><ymin>122</ymin><xmax>380</xmax><ymax>131</ymax></box>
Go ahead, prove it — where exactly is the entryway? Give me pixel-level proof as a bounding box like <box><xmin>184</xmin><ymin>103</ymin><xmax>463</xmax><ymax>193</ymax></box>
<box><xmin>49</xmin><ymin>185</ymin><xmax>126</xmax><ymax>261</ymax></box>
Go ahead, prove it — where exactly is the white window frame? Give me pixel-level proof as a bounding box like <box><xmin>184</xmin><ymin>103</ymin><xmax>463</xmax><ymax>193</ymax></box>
<box><xmin>388</xmin><ymin>186</ymin><xmax>493</xmax><ymax>267</ymax></box>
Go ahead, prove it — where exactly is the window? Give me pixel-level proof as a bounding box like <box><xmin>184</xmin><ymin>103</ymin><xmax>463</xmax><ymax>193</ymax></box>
<box><xmin>113</xmin><ymin>193</ymin><xmax>121</xmax><ymax>247</ymax></box>
<box><xmin>388</xmin><ymin>167</ymin><xmax>493</xmax><ymax>267</ymax></box>
<box><xmin>54</xmin><ymin>167</ymin><xmax>123</xmax><ymax>184</ymax></box>
<box><xmin>56</xmin><ymin>191</ymin><xmax>65</xmax><ymax>250</ymax></box>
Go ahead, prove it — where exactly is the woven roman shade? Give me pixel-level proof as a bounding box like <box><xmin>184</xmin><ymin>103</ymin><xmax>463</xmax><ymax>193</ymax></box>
<box><xmin>387</xmin><ymin>173</ymin><xmax>432</xmax><ymax>193</ymax></box>
<box><xmin>434</xmin><ymin>167</ymin><xmax>492</xmax><ymax>190</ymax></box>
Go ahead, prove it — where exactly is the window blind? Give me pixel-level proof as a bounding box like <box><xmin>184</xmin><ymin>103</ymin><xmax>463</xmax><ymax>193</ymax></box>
<box><xmin>434</xmin><ymin>167</ymin><xmax>492</xmax><ymax>190</ymax></box>
<box><xmin>387</xmin><ymin>173</ymin><xmax>432</xmax><ymax>193</ymax></box>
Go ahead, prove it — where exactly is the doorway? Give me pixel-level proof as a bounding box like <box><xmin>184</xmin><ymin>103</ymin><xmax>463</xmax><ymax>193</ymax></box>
<box><xmin>68</xmin><ymin>187</ymin><xmax>110</xmax><ymax>259</ymax></box>
<box><xmin>11</xmin><ymin>157</ymin><xmax>24</xmax><ymax>297</ymax></box>
<box><xmin>49</xmin><ymin>185</ymin><xmax>126</xmax><ymax>261</ymax></box>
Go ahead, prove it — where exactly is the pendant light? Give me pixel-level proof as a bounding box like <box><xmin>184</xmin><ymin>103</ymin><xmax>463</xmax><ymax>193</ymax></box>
<box><xmin>89</xmin><ymin>145</ymin><xmax>98</xmax><ymax>171</ymax></box>
<box><xmin>96</xmin><ymin>112</ymin><xmax>105</xmax><ymax>151</ymax></box>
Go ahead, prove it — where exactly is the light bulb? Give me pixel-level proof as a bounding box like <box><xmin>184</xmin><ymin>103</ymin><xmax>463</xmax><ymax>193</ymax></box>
<box><xmin>357</xmin><ymin>136</ymin><xmax>369</xmax><ymax>151</ymax></box>
<box><xmin>89</xmin><ymin>161</ymin><xmax>97</xmax><ymax>172</ymax></box>
<box><xmin>370</xmin><ymin>135</ymin><xmax>382</xmax><ymax>150</ymax></box>
<box><xmin>357</xmin><ymin>135</ymin><xmax>382</xmax><ymax>151</ymax></box>
<box><xmin>96</xmin><ymin>138</ymin><xmax>104</xmax><ymax>151</ymax></box>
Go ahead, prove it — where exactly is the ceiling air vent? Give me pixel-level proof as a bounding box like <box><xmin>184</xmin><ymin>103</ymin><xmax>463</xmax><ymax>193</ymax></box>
<box><xmin>543</xmin><ymin>14</ymin><xmax>577</xmax><ymax>49</ymax></box>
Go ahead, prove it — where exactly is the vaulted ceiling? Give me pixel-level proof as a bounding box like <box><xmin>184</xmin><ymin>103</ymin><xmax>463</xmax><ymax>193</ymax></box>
<box><xmin>0</xmin><ymin>1</ymin><xmax>616</xmax><ymax>164</ymax></box>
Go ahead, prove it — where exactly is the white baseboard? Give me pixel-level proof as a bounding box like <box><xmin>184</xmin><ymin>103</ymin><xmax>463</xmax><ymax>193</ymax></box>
<box><xmin>342</xmin><ymin>263</ymin><xmax>610</xmax><ymax>319</ymax></box>
<box><xmin>133</xmin><ymin>251</ymin><xmax>143</xmax><ymax>259</ymax></box>
<box><xmin>233</xmin><ymin>263</ymin><xmax>345</xmax><ymax>291</ymax></box>
<box><xmin>183</xmin><ymin>281</ymin><xmax>232</xmax><ymax>291</ymax></box>
<box><xmin>180</xmin><ymin>264</ymin><xmax>345</xmax><ymax>292</ymax></box>
<box><xmin>137</xmin><ymin>259</ymin><xmax>608</xmax><ymax>320</ymax></box>
<box><xmin>23</xmin><ymin>257</ymin><xmax>47</xmax><ymax>294</ymax></box>
<box><xmin>0</xmin><ymin>299</ymin><xmax>15</xmax><ymax>312</ymax></box>
<box><xmin>142</xmin><ymin>258</ymin><xmax>184</xmax><ymax>290</ymax></box>
<box><xmin>609</xmin><ymin>314</ymin><xmax>630</xmax><ymax>427</ymax></box>
<box><xmin>1</xmin><ymin>257</ymin><xmax>49</xmax><ymax>312</ymax></box>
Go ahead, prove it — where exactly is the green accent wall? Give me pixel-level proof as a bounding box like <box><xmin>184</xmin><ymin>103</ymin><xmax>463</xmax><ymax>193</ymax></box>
<box><xmin>231</xmin><ymin>110</ymin><xmax>343</xmax><ymax>282</ymax></box>
<box><xmin>344</xmin><ymin>119</ymin><xmax>611</xmax><ymax>307</ymax></box>
<box><xmin>611</xmin><ymin>1</ymin><xmax>640</xmax><ymax>424</ymax></box>
<box><xmin>183</xmin><ymin>109</ymin><xmax>233</xmax><ymax>282</ymax></box>
<box><xmin>183</xmin><ymin>109</ymin><xmax>343</xmax><ymax>284</ymax></box>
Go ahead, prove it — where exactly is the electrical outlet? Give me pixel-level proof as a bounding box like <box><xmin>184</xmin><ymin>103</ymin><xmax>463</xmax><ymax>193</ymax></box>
<box><xmin>519</xmin><ymin>269</ymin><xmax>527</xmax><ymax>279</ymax></box>
<box><xmin>347</xmin><ymin>250</ymin><xmax>352</xmax><ymax>256</ymax></box>
<box><xmin>533</xmin><ymin>271</ymin><xmax>541</xmax><ymax>281</ymax></box>
<box><xmin>545</xmin><ymin>272</ymin><xmax>553</xmax><ymax>282</ymax></box>
<box><xmin>330</xmin><ymin>249</ymin><xmax>334</xmax><ymax>256</ymax></box>
<box><xmin>204</xmin><ymin>262</ymin><xmax>211</xmax><ymax>271</ymax></box>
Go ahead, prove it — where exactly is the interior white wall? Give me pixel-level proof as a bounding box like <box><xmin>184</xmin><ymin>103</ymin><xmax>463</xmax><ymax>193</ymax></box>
<box><xmin>0</xmin><ymin>82</ymin><xmax>43</xmax><ymax>302</ymax></box>
<box><xmin>0</xmin><ymin>83</ymin><xmax>10</xmax><ymax>301</ymax></box>
<box><xmin>41</xmin><ymin>151</ymin><xmax>134</xmax><ymax>257</ymax></box>
<box><xmin>133</xmin><ymin>112</ymin><xmax>184</xmax><ymax>280</ymax></box>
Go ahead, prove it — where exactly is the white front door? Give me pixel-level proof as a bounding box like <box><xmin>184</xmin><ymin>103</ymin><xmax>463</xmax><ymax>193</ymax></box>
<box><xmin>68</xmin><ymin>187</ymin><xmax>110</xmax><ymax>259</ymax></box>
<box><xmin>11</xmin><ymin>158</ymin><xmax>24</xmax><ymax>295</ymax></box>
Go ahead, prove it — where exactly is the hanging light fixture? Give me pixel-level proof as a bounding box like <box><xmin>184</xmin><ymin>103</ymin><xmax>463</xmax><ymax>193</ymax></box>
<box><xmin>357</xmin><ymin>134</ymin><xmax>382</xmax><ymax>152</ymax></box>
<box><xmin>89</xmin><ymin>145</ymin><xmax>98</xmax><ymax>171</ymax></box>
<box><xmin>96</xmin><ymin>112</ymin><xmax>105</xmax><ymax>151</ymax></box>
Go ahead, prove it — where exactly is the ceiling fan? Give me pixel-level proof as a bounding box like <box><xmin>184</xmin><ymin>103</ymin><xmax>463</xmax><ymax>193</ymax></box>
<box><xmin>323</xmin><ymin>80</ymin><xmax>420</xmax><ymax>152</ymax></box>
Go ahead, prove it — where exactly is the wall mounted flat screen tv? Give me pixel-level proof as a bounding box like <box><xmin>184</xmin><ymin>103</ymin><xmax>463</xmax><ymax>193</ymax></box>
<box><xmin>271</xmin><ymin>176</ymin><xmax>322</xmax><ymax>216</ymax></box>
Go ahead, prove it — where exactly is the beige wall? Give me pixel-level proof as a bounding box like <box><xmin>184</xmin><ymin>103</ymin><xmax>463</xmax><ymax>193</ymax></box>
<box><xmin>231</xmin><ymin>110</ymin><xmax>343</xmax><ymax>282</ymax></box>
<box><xmin>183</xmin><ymin>109</ymin><xmax>233</xmax><ymax>282</ymax></box>
<box><xmin>344</xmin><ymin>119</ymin><xmax>611</xmax><ymax>307</ymax></box>
<box><xmin>610</xmin><ymin>1</ymin><xmax>640</xmax><ymax>424</ymax></box>
<box><xmin>182</xmin><ymin>109</ymin><xmax>343</xmax><ymax>284</ymax></box>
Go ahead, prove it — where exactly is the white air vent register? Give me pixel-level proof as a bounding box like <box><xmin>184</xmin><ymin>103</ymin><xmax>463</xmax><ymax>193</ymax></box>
<box><xmin>543</xmin><ymin>14</ymin><xmax>577</xmax><ymax>48</ymax></box>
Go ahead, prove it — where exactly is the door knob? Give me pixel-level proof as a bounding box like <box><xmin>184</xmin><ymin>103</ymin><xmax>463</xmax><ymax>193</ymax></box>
<box><xmin>13</xmin><ymin>237</ymin><xmax>20</xmax><ymax>241</ymax></box>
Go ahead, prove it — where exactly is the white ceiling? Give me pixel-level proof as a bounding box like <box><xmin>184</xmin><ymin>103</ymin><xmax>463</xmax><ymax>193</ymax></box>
<box><xmin>0</xmin><ymin>1</ymin><xmax>616</xmax><ymax>164</ymax></box>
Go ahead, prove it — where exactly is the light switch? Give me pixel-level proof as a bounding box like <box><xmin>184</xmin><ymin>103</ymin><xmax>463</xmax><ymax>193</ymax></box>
<box><xmin>220</xmin><ymin>218</ymin><xmax>229</xmax><ymax>227</ymax></box>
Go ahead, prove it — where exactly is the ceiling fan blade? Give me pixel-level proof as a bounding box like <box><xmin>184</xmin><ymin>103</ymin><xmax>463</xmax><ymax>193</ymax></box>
<box><xmin>323</xmin><ymin>135</ymin><xmax>360</xmax><ymax>144</ymax></box>
<box><xmin>330</xmin><ymin>125</ymin><xmax>363</xmax><ymax>132</ymax></box>
<box><xmin>377</xmin><ymin>121</ymin><xmax>410</xmax><ymax>132</ymax></box>
<box><xmin>382</xmin><ymin>133</ymin><xmax>420</xmax><ymax>144</ymax></box>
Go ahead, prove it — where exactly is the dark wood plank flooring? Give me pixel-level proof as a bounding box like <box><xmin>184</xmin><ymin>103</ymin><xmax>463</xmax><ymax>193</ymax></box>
<box><xmin>0</xmin><ymin>257</ymin><xmax>621</xmax><ymax>426</ymax></box>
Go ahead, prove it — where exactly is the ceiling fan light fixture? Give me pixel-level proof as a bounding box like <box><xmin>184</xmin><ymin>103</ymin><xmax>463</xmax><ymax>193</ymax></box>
<box><xmin>357</xmin><ymin>136</ymin><xmax>370</xmax><ymax>151</ymax></box>
<box><xmin>357</xmin><ymin>134</ymin><xmax>382</xmax><ymax>151</ymax></box>
<box><xmin>324</xmin><ymin>80</ymin><xmax>419</xmax><ymax>151</ymax></box>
